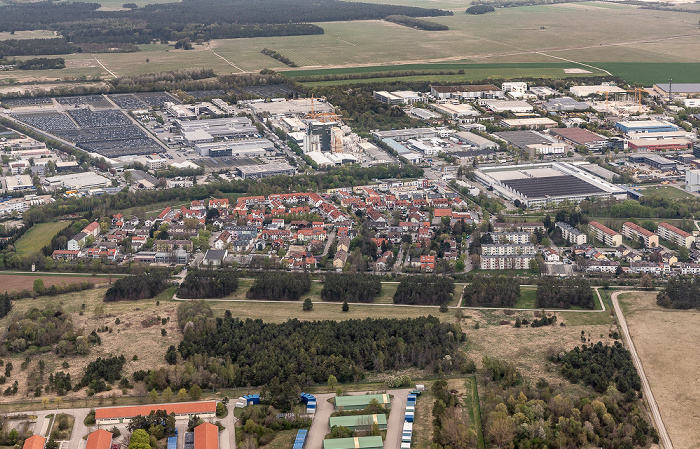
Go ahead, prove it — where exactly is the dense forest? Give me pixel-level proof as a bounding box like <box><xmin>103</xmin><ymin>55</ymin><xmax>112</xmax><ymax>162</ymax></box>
<box><xmin>321</xmin><ymin>273</ymin><xmax>382</xmax><ymax>303</ymax></box>
<box><xmin>464</xmin><ymin>276</ymin><xmax>519</xmax><ymax>307</ymax></box>
<box><xmin>384</xmin><ymin>15</ymin><xmax>449</xmax><ymax>31</ymax></box>
<box><xmin>0</xmin><ymin>0</ymin><xmax>451</xmax><ymax>45</ymax></box>
<box><xmin>175</xmin><ymin>314</ymin><xmax>464</xmax><ymax>388</ymax></box>
<box><xmin>104</xmin><ymin>271</ymin><xmax>171</xmax><ymax>301</ymax></box>
<box><xmin>80</xmin><ymin>355</ymin><xmax>127</xmax><ymax>392</ymax></box>
<box><xmin>479</xmin><ymin>358</ymin><xmax>657</xmax><ymax>449</ymax></box>
<box><xmin>554</xmin><ymin>342</ymin><xmax>641</xmax><ymax>396</ymax></box>
<box><xmin>657</xmin><ymin>276</ymin><xmax>700</xmax><ymax>309</ymax></box>
<box><xmin>0</xmin><ymin>38</ymin><xmax>75</xmax><ymax>57</ymax></box>
<box><xmin>246</xmin><ymin>272</ymin><xmax>311</xmax><ymax>301</ymax></box>
<box><xmin>536</xmin><ymin>277</ymin><xmax>595</xmax><ymax>309</ymax></box>
<box><xmin>393</xmin><ymin>276</ymin><xmax>454</xmax><ymax>305</ymax></box>
<box><xmin>16</xmin><ymin>58</ymin><xmax>65</xmax><ymax>70</ymax></box>
<box><xmin>176</xmin><ymin>269</ymin><xmax>238</xmax><ymax>299</ymax></box>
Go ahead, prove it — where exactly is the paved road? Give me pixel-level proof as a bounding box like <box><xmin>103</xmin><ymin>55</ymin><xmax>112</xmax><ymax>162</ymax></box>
<box><xmin>611</xmin><ymin>291</ymin><xmax>673</xmax><ymax>449</ymax></box>
<box><xmin>305</xmin><ymin>393</ymin><xmax>335</xmax><ymax>449</ymax></box>
<box><xmin>221</xmin><ymin>404</ymin><xmax>237</xmax><ymax>449</ymax></box>
<box><xmin>384</xmin><ymin>389</ymin><xmax>410</xmax><ymax>449</ymax></box>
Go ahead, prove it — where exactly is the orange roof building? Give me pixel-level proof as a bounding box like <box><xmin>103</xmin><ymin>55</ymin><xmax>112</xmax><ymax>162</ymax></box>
<box><xmin>95</xmin><ymin>401</ymin><xmax>217</xmax><ymax>424</ymax></box>
<box><xmin>194</xmin><ymin>422</ymin><xmax>219</xmax><ymax>449</ymax></box>
<box><xmin>23</xmin><ymin>435</ymin><xmax>46</xmax><ymax>449</ymax></box>
<box><xmin>86</xmin><ymin>429</ymin><xmax>112</xmax><ymax>449</ymax></box>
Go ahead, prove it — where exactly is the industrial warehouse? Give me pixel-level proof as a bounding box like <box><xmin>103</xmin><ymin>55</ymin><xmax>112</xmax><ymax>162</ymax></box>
<box><xmin>474</xmin><ymin>162</ymin><xmax>627</xmax><ymax>208</ymax></box>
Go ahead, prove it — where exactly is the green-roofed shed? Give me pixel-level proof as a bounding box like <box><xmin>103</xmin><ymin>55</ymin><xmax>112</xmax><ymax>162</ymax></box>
<box><xmin>329</xmin><ymin>414</ymin><xmax>388</xmax><ymax>431</ymax></box>
<box><xmin>322</xmin><ymin>436</ymin><xmax>384</xmax><ymax>449</ymax></box>
<box><xmin>334</xmin><ymin>394</ymin><xmax>390</xmax><ymax>410</ymax></box>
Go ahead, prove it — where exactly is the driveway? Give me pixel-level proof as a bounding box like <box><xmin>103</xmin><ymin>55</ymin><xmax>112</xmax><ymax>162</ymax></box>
<box><xmin>384</xmin><ymin>389</ymin><xmax>410</xmax><ymax>449</ymax></box>
<box><xmin>305</xmin><ymin>393</ymin><xmax>335</xmax><ymax>449</ymax></box>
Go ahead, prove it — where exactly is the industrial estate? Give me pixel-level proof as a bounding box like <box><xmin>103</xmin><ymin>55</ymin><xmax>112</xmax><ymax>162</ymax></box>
<box><xmin>0</xmin><ymin>0</ymin><xmax>698</xmax><ymax>449</ymax></box>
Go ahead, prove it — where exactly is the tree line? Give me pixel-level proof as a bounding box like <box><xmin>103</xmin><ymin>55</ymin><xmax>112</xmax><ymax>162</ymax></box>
<box><xmin>261</xmin><ymin>48</ymin><xmax>298</xmax><ymax>67</ymax></box>
<box><xmin>384</xmin><ymin>15</ymin><xmax>449</xmax><ymax>31</ymax></box>
<box><xmin>393</xmin><ymin>276</ymin><xmax>454</xmax><ymax>305</ymax></box>
<box><xmin>15</xmin><ymin>58</ymin><xmax>65</xmax><ymax>70</ymax></box>
<box><xmin>536</xmin><ymin>277</ymin><xmax>595</xmax><ymax>309</ymax></box>
<box><xmin>104</xmin><ymin>271</ymin><xmax>171</xmax><ymax>301</ymax></box>
<box><xmin>321</xmin><ymin>273</ymin><xmax>382</xmax><ymax>303</ymax></box>
<box><xmin>246</xmin><ymin>272</ymin><xmax>311</xmax><ymax>301</ymax></box>
<box><xmin>176</xmin><ymin>269</ymin><xmax>238</xmax><ymax>299</ymax></box>
<box><xmin>0</xmin><ymin>293</ymin><xmax>11</xmax><ymax>319</ymax></box>
<box><xmin>0</xmin><ymin>38</ymin><xmax>75</xmax><ymax>57</ymax></box>
<box><xmin>657</xmin><ymin>276</ymin><xmax>700</xmax><ymax>309</ymax></box>
<box><xmin>464</xmin><ymin>275</ymin><xmax>519</xmax><ymax>307</ymax></box>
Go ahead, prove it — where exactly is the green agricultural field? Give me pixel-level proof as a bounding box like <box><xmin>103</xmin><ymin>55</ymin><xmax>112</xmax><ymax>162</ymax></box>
<box><xmin>594</xmin><ymin>63</ymin><xmax>700</xmax><ymax>85</ymax></box>
<box><xmin>15</xmin><ymin>221</ymin><xmax>70</xmax><ymax>257</ymax></box>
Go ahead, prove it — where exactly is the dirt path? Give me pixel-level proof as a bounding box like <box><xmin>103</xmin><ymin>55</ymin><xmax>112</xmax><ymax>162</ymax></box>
<box><xmin>611</xmin><ymin>290</ymin><xmax>673</xmax><ymax>449</ymax></box>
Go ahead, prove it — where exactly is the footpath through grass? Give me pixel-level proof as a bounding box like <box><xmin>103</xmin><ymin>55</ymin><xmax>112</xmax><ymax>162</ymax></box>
<box><xmin>15</xmin><ymin>222</ymin><xmax>69</xmax><ymax>257</ymax></box>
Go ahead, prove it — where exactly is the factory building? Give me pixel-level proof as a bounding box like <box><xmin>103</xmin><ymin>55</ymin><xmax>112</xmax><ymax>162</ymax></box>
<box><xmin>454</xmin><ymin>131</ymin><xmax>498</xmax><ymax>150</ymax></box>
<box><xmin>237</xmin><ymin>163</ymin><xmax>296</xmax><ymax>179</ymax></box>
<box><xmin>431</xmin><ymin>103</ymin><xmax>479</xmax><ymax>119</ymax></box>
<box><xmin>652</xmin><ymin>83</ymin><xmax>700</xmax><ymax>99</ymax></box>
<box><xmin>622</xmin><ymin>222</ymin><xmax>659</xmax><ymax>248</ymax></box>
<box><xmin>481</xmin><ymin>100</ymin><xmax>533</xmax><ymax>113</ymax></box>
<box><xmin>502</xmin><ymin>82</ymin><xmax>528</xmax><ymax>98</ymax></box>
<box><xmin>543</xmin><ymin>97</ymin><xmax>589</xmax><ymax>112</ymax></box>
<box><xmin>658</xmin><ymin>222</ymin><xmax>694</xmax><ymax>248</ymax></box>
<box><xmin>549</xmin><ymin>128</ymin><xmax>608</xmax><ymax>152</ymax></box>
<box><xmin>627</xmin><ymin>139</ymin><xmax>691</xmax><ymax>152</ymax></box>
<box><xmin>615</xmin><ymin>120</ymin><xmax>679</xmax><ymax>134</ymax></box>
<box><xmin>588</xmin><ymin>221</ymin><xmax>622</xmax><ymax>247</ymax></box>
<box><xmin>196</xmin><ymin>139</ymin><xmax>275</xmax><ymax>157</ymax></box>
<box><xmin>373</xmin><ymin>91</ymin><xmax>421</xmax><ymax>105</ymax></box>
<box><xmin>555</xmin><ymin>222</ymin><xmax>587</xmax><ymax>245</ymax></box>
<box><xmin>628</xmin><ymin>154</ymin><xmax>677</xmax><ymax>171</ymax></box>
<box><xmin>569</xmin><ymin>84</ymin><xmax>626</xmax><ymax>98</ymax></box>
<box><xmin>500</xmin><ymin>117</ymin><xmax>557</xmax><ymax>129</ymax></box>
<box><xmin>373</xmin><ymin>128</ymin><xmax>438</xmax><ymax>142</ymax></box>
<box><xmin>430</xmin><ymin>84</ymin><xmax>503</xmax><ymax>100</ymax></box>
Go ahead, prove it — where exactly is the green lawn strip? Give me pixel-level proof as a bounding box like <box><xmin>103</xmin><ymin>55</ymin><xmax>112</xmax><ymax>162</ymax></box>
<box><xmin>15</xmin><ymin>222</ymin><xmax>70</xmax><ymax>257</ymax></box>
<box><xmin>464</xmin><ymin>377</ymin><xmax>485</xmax><ymax>449</ymax></box>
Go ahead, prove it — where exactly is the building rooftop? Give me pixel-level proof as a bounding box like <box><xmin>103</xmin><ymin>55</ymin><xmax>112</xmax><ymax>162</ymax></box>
<box><xmin>95</xmin><ymin>401</ymin><xmax>217</xmax><ymax>420</ymax></box>
<box><xmin>334</xmin><ymin>394</ymin><xmax>390</xmax><ymax>408</ymax></box>
<box><xmin>549</xmin><ymin>128</ymin><xmax>606</xmax><ymax>145</ymax></box>
<box><xmin>431</xmin><ymin>84</ymin><xmax>500</xmax><ymax>93</ymax></box>
<box><xmin>86</xmin><ymin>430</ymin><xmax>112</xmax><ymax>449</ymax></box>
<box><xmin>194</xmin><ymin>422</ymin><xmax>219</xmax><ymax>449</ymax></box>
<box><xmin>329</xmin><ymin>414</ymin><xmax>388</xmax><ymax>428</ymax></box>
<box><xmin>322</xmin><ymin>437</ymin><xmax>384</xmax><ymax>449</ymax></box>
<box><xmin>23</xmin><ymin>435</ymin><xmax>46</xmax><ymax>449</ymax></box>
<box><xmin>502</xmin><ymin>175</ymin><xmax>605</xmax><ymax>199</ymax></box>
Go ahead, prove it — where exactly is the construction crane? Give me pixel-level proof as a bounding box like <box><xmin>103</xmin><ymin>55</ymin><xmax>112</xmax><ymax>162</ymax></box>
<box><xmin>306</xmin><ymin>95</ymin><xmax>341</xmax><ymax>123</ymax></box>
<box><xmin>624</xmin><ymin>88</ymin><xmax>645</xmax><ymax>113</ymax></box>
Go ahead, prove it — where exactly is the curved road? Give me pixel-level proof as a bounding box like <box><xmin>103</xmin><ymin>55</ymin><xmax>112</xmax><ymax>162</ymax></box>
<box><xmin>611</xmin><ymin>291</ymin><xmax>673</xmax><ymax>449</ymax></box>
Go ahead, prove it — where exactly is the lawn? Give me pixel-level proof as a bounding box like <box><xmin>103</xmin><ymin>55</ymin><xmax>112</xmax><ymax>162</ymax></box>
<box><xmin>513</xmin><ymin>287</ymin><xmax>537</xmax><ymax>309</ymax></box>
<box><xmin>15</xmin><ymin>222</ymin><xmax>70</xmax><ymax>257</ymax></box>
<box><xmin>638</xmin><ymin>185</ymin><xmax>694</xmax><ymax>201</ymax></box>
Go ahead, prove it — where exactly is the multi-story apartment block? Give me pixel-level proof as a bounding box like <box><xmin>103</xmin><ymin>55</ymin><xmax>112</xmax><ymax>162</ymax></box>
<box><xmin>622</xmin><ymin>222</ymin><xmax>659</xmax><ymax>248</ymax></box>
<box><xmin>555</xmin><ymin>222</ymin><xmax>587</xmax><ymax>245</ymax></box>
<box><xmin>588</xmin><ymin>221</ymin><xmax>622</xmax><ymax>247</ymax></box>
<box><xmin>657</xmin><ymin>222</ymin><xmax>694</xmax><ymax>248</ymax></box>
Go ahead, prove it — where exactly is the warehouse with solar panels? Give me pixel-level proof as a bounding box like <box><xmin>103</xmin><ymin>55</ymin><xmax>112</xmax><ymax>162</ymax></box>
<box><xmin>474</xmin><ymin>162</ymin><xmax>627</xmax><ymax>208</ymax></box>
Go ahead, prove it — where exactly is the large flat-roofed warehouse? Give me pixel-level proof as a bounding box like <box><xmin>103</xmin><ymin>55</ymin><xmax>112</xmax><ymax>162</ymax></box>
<box><xmin>474</xmin><ymin>162</ymin><xmax>627</xmax><ymax>208</ymax></box>
<box><xmin>248</xmin><ymin>98</ymin><xmax>334</xmax><ymax>115</ymax></box>
<box><xmin>195</xmin><ymin>139</ymin><xmax>275</xmax><ymax>157</ymax></box>
<box><xmin>615</xmin><ymin>120</ymin><xmax>679</xmax><ymax>134</ymax></box>
<box><xmin>455</xmin><ymin>131</ymin><xmax>498</xmax><ymax>149</ymax></box>
<box><xmin>652</xmin><ymin>83</ymin><xmax>700</xmax><ymax>98</ymax></box>
<box><xmin>431</xmin><ymin>103</ymin><xmax>478</xmax><ymax>118</ymax></box>
<box><xmin>627</xmin><ymin>139</ymin><xmax>691</xmax><ymax>152</ymax></box>
<box><xmin>237</xmin><ymin>163</ymin><xmax>296</xmax><ymax>179</ymax></box>
<box><xmin>481</xmin><ymin>100</ymin><xmax>533</xmax><ymax>113</ymax></box>
<box><xmin>494</xmin><ymin>130</ymin><xmax>565</xmax><ymax>156</ymax></box>
<box><xmin>323</xmin><ymin>436</ymin><xmax>384</xmax><ymax>449</ymax></box>
<box><xmin>334</xmin><ymin>394</ymin><xmax>390</xmax><ymax>410</ymax></box>
<box><xmin>549</xmin><ymin>128</ymin><xmax>608</xmax><ymax>151</ymax></box>
<box><xmin>44</xmin><ymin>172</ymin><xmax>111</xmax><ymax>190</ymax></box>
<box><xmin>430</xmin><ymin>84</ymin><xmax>503</xmax><ymax>100</ymax></box>
<box><xmin>569</xmin><ymin>84</ymin><xmax>626</xmax><ymax>97</ymax></box>
<box><xmin>329</xmin><ymin>414</ymin><xmax>388</xmax><ymax>431</ymax></box>
<box><xmin>176</xmin><ymin>117</ymin><xmax>258</xmax><ymax>144</ymax></box>
<box><xmin>628</xmin><ymin>153</ymin><xmax>677</xmax><ymax>171</ymax></box>
<box><xmin>543</xmin><ymin>97</ymin><xmax>589</xmax><ymax>112</ymax></box>
<box><xmin>372</xmin><ymin>128</ymin><xmax>437</xmax><ymax>142</ymax></box>
<box><xmin>95</xmin><ymin>401</ymin><xmax>217</xmax><ymax>425</ymax></box>
<box><xmin>500</xmin><ymin>117</ymin><xmax>557</xmax><ymax>129</ymax></box>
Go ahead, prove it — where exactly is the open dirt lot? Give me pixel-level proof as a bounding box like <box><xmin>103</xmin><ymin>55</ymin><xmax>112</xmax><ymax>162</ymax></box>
<box><xmin>620</xmin><ymin>291</ymin><xmax>700</xmax><ymax>449</ymax></box>
<box><xmin>0</xmin><ymin>273</ymin><xmax>109</xmax><ymax>292</ymax></box>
